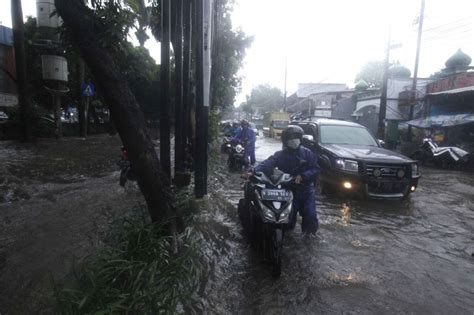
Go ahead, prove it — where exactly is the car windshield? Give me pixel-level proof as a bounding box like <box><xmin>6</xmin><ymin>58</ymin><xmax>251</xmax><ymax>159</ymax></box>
<box><xmin>273</xmin><ymin>120</ymin><xmax>289</xmax><ymax>129</ymax></box>
<box><xmin>320</xmin><ymin>125</ymin><xmax>378</xmax><ymax>146</ymax></box>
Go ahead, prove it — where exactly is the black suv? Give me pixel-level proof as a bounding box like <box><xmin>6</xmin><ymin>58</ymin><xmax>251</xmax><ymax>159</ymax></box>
<box><xmin>297</xmin><ymin>118</ymin><xmax>420</xmax><ymax>199</ymax></box>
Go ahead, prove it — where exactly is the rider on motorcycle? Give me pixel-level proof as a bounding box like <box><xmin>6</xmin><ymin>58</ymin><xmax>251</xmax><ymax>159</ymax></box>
<box><xmin>230</xmin><ymin>122</ymin><xmax>242</xmax><ymax>137</ymax></box>
<box><xmin>245</xmin><ymin>125</ymin><xmax>320</xmax><ymax>235</ymax></box>
<box><xmin>233</xmin><ymin>119</ymin><xmax>257</xmax><ymax>165</ymax></box>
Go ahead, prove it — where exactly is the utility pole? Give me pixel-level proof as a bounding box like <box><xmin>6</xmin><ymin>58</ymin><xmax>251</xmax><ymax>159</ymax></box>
<box><xmin>160</xmin><ymin>0</ymin><xmax>172</xmax><ymax>179</ymax></box>
<box><xmin>377</xmin><ymin>27</ymin><xmax>391</xmax><ymax>140</ymax></box>
<box><xmin>174</xmin><ymin>0</ymin><xmax>185</xmax><ymax>178</ymax></box>
<box><xmin>11</xmin><ymin>0</ymin><xmax>33</xmax><ymax>142</ymax></box>
<box><xmin>407</xmin><ymin>0</ymin><xmax>425</xmax><ymax>141</ymax></box>
<box><xmin>283</xmin><ymin>57</ymin><xmax>287</xmax><ymax>111</ymax></box>
<box><xmin>182</xmin><ymin>0</ymin><xmax>192</xmax><ymax>167</ymax></box>
<box><xmin>195</xmin><ymin>0</ymin><xmax>212</xmax><ymax>198</ymax></box>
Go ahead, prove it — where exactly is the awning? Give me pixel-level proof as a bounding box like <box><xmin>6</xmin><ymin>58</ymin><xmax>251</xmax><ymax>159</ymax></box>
<box><xmin>406</xmin><ymin>113</ymin><xmax>474</xmax><ymax>128</ymax></box>
<box><xmin>427</xmin><ymin>85</ymin><xmax>474</xmax><ymax>96</ymax></box>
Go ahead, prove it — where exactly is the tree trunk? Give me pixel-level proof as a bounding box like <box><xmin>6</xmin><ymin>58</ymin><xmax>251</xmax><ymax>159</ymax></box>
<box><xmin>11</xmin><ymin>0</ymin><xmax>33</xmax><ymax>142</ymax></box>
<box><xmin>53</xmin><ymin>94</ymin><xmax>62</xmax><ymax>138</ymax></box>
<box><xmin>76</xmin><ymin>59</ymin><xmax>88</xmax><ymax>137</ymax></box>
<box><xmin>55</xmin><ymin>0</ymin><xmax>172</xmax><ymax>223</ymax></box>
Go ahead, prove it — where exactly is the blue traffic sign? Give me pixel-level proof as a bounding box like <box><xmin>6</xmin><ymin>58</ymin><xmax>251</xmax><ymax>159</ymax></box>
<box><xmin>82</xmin><ymin>83</ymin><xmax>95</xmax><ymax>97</ymax></box>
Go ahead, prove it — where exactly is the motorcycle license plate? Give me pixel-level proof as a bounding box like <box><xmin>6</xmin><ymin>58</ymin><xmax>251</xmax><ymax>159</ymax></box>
<box><xmin>261</xmin><ymin>189</ymin><xmax>291</xmax><ymax>201</ymax></box>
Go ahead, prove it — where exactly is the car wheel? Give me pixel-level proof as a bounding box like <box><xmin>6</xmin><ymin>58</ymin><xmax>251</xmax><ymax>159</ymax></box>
<box><xmin>316</xmin><ymin>177</ymin><xmax>331</xmax><ymax>195</ymax></box>
<box><xmin>411</xmin><ymin>151</ymin><xmax>426</xmax><ymax>165</ymax></box>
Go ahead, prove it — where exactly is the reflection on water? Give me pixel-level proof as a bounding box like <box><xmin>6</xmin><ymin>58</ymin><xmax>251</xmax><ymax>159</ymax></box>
<box><xmin>340</xmin><ymin>202</ymin><xmax>351</xmax><ymax>226</ymax></box>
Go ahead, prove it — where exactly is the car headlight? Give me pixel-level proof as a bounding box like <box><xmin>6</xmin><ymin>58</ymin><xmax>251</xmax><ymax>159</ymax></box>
<box><xmin>335</xmin><ymin>159</ymin><xmax>359</xmax><ymax>172</ymax></box>
<box><xmin>411</xmin><ymin>163</ymin><xmax>420</xmax><ymax>177</ymax></box>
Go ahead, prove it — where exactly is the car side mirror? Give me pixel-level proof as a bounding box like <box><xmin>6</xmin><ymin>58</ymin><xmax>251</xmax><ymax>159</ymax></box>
<box><xmin>378</xmin><ymin>139</ymin><xmax>386</xmax><ymax>148</ymax></box>
<box><xmin>302</xmin><ymin>134</ymin><xmax>315</xmax><ymax>142</ymax></box>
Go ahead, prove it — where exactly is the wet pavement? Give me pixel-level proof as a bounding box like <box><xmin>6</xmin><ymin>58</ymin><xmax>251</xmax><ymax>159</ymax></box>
<box><xmin>201</xmin><ymin>135</ymin><xmax>474</xmax><ymax>313</ymax></box>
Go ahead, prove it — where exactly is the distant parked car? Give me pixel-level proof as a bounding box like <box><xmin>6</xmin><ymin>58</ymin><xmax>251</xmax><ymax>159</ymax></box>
<box><xmin>297</xmin><ymin>118</ymin><xmax>420</xmax><ymax>199</ymax></box>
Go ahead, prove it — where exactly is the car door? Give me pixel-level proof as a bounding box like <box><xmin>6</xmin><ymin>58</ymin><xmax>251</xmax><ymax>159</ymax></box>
<box><xmin>299</xmin><ymin>123</ymin><xmax>316</xmax><ymax>150</ymax></box>
<box><xmin>311</xmin><ymin>123</ymin><xmax>332</xmax><ymax>171</ymax></box>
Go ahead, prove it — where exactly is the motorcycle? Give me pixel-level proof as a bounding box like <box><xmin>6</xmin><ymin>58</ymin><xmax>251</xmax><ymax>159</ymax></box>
<box><xmin>238</xmin><ymin>169</ymin><xmax>296</xmax><ymax>277</ymax></box>
<box><xmin>117</xmin><ymin>147</ymin><xmax>136</xmax><ymax>186</ymax></box>
<box><xmin>411</xmin><ymin>138</ymin><xmax>470</xmax><ymax>169</ymax></box>
<box><xmin>227</xmin><ymin>140</ymin><xmax>249</xmax><ymax>171</ymax></box>
<box><xmin>221</xmin><ymin>136</ymin><xmax>232</xmax><ymax>154</ymax></box>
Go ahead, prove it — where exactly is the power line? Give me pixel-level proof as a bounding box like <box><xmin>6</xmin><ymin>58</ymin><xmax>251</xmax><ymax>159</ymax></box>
<box><xmin>422</xmin><ymin>17</ymin><xmax>472</xmax><ymax>32</ymax></box>
<box><xmin>423</xmin><ymin>30</ymin><xmax>473</xmax><ymax>43</ymax></box>
<box><xmin>423</xmin><ymin>24</ymin><xmax>472</xmax><ymax>37</ymax></box>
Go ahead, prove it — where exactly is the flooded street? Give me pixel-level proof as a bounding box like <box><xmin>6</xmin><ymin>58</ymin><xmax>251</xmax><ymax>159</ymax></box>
<box><xmin>0</xmin><ymin>134</ymin><xmax>473</xmax><ymax>313</ymax></box>
<box><xmin>202</xmin><ymin>135</ymin><xmax>474</xmax><ymax>313</ymax></box>
<box><xmin>0</xmin><ymin>135</ymin><xmax>145</xmax><ymax>313</ymax></box>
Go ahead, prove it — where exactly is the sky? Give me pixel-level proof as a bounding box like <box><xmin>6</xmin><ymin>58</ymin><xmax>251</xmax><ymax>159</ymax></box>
<box><xmin>2</xmin><ymin>0</ymin><xmax>473</xmax><ymax>106</ymax></box>
<box><xmin>232</xmin><ymin>0</ymin><xmax>474</xmax><ymax>105</ymax></box>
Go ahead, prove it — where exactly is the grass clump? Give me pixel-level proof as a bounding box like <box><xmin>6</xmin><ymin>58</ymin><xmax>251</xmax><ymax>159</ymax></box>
<box><xmin>54</xmin><ymin>216</ymin><xmax>204</xmax><ymax>314</ymax></box>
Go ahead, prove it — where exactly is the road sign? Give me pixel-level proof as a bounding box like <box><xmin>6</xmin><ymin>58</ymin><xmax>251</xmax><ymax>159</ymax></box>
<box><xmin>82</xmin><ymin>83</ymin><xmax>95</xmax><ymax>97</ymax></box>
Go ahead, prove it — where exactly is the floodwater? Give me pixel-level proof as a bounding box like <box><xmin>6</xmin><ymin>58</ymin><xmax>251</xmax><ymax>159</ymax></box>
<box><xmin>200</xmin><ymin>135</ymin><xmax>474</xmax><ymax>313</ymax></box>
<box><xmin>0</xmin><ymin>134</ymin><xmax>473</xmax><ymax>313</ymax></box>
<box><xmin>0</xmin><ymin>135</ymin><xmax>146</xmax><ymax>313</ymax></box>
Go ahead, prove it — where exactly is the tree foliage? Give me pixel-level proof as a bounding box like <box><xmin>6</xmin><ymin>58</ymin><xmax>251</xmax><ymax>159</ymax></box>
<box><xmin>355</xmin><ymin>61</ymin><xmax>384</xmax><ymax>88</ymax></box>
<box><xmin>356</xmin><ymin>61</ymin><xmax>412</xmax><ymax>88</ymax></box>
<box><xmin>240</xmin><ymin>84</ymin><xmax>284</xmax><ymax>115</ymax></box>
<box><xmin>116</xmin><ymin>43</ymin><xmax>160</xmax><ymax>119</ymax></box>
<box><xmin>210</xmin><ymin>0</ymin><xmax>253</xmax><ymax>111</ymax></box>
<box><xmin>388</xmin><ymin>64</ymin><xmax>411</xmax><ymax>79</ymax></box>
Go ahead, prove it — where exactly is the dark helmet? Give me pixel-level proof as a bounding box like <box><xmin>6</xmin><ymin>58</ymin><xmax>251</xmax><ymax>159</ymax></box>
<box><xmin>281</xmin><ymin>125</ymin><xmax>304</xmax><ymax>143</ymax></box>
<box><xmin>241</xmin><ymin>119</ymin><xmax>250</xmax><ymax>128</ymax></box>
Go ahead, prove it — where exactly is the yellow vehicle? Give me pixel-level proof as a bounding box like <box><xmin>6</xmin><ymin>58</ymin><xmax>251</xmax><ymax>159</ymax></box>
<box><xmin>263</xmin><ymin>112</ymin><xmax>290</xmax><ymax>139</ymax></box>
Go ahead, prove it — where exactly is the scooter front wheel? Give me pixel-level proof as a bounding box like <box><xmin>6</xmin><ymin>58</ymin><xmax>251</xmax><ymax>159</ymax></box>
<box><xmin>119</xmin><ymin>169</ymin><xmax>128</xmax><ymax>186</ymax></box>
<box><xmin>271</xmin><ymin>228</ymin><xmax>283</xmax><ymax>278</ymax></box>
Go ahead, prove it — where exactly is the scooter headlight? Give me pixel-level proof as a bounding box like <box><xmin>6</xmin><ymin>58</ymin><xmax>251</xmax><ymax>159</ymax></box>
<box><xmin>278</xmin><ymin>204</ymin><xmax>292</xmax><ymax>223</ymax></box>
<box><xmin>235</xmin><ymin>144</ymin><xmax>244</xmax><ymax>153</ymax></box>
<box><xmin>256</xmin><ymin>197</ymin><xmax>277</xmax><ymax>223</ymax></box>
<box><xmin>263</xmin><ymin>207</ymin><xmax>276</xmax><ymax>222</ymax></box>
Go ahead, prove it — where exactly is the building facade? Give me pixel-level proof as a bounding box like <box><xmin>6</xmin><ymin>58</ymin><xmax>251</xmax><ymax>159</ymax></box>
<box><xmin>287</xmin><ymin>83</ymin><xmax>353</xmax><ymax>118</ymax></box>
<box><xmin>0</xmin><ymin>25</ymin><xmax>17</xmax><ymax>109</ymax></box>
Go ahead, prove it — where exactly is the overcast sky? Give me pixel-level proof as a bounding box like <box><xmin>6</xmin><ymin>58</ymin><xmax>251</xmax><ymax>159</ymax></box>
<box><xmin>2</xmin><ymin>1</ymin><xmax>473</xmax><ymax>106</ymax></box>
<box><xmin>232</xmin><ymin>0</ymin><xmax>474</xmax><ymax>105</ymax></box>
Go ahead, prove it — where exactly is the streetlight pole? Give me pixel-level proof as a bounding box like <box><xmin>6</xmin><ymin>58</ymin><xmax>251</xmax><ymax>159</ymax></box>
<box><xmin>407</xmin><ymin>0</ymin><xmax>425</xmax><ymax>141</ymax></box>
<box><xmin>377</xmin><ymin>27</ymin><xmax>391</xmax><ymax>140</ymax></box>
<box><xmin>194</xmin><ymin>0</ymin><xmax>212</xmax><ymax>198</ymax></box>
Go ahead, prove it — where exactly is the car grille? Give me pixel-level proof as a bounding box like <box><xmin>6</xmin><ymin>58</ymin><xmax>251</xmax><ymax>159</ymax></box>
<box><xmin>367</xmin><ymin>181</ymin><xmax>407</xmax><ymax>194</ymax></box>
<box><xmin>365</xmin><ymin>164</ymin><xmax>408</xmax><ymax>179</ymax></box>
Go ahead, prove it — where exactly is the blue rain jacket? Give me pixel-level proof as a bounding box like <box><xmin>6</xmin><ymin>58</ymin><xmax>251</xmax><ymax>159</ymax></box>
<box><xmin>254</xmin><ymin>145</ymin><xmax>320</xmax><ymax>233</ymax></box>
<box><xmin>254</xmin><ymin>145</ymin><xmax>319</xmax><ymax>188</ymax></box>
<box><xmin>233</xmin><ymin>127</ymin><xmax>256</xmax><ymax>150</ymax></box>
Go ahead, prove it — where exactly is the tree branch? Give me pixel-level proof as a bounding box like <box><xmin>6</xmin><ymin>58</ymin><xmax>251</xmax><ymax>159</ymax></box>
<box><xmin>0</xmin><ymin>66</ymin><xmax>17</xmax><ymax>84</ymax></box>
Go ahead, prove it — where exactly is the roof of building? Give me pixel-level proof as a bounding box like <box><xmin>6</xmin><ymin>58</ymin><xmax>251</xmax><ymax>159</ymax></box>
<box><xmin>297</xmin><ymin>83</ymin><xmax>349</xmax><ymax>98</ymax></box>
<box><xmin>427</xmin><ymin>85</ymin><xmax>474</xmax><ymax>96</ymax></box>
<box><xmin>445</xmin><ymin>49</ymin><xmax>472</xmax><ymax>69</ymax></box>
<box><xmin>0</xmin><ymin>26</ymin><xmax>13</xmax><ymax>46</ymax></box>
